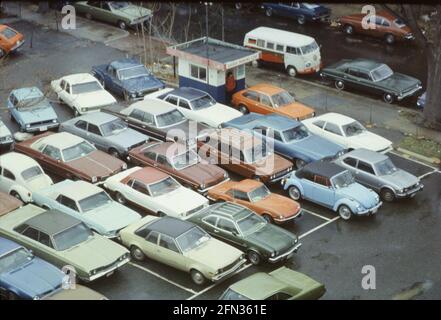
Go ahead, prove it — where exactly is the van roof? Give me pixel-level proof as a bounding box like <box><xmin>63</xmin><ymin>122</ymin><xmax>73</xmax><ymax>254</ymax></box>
<box><xmin>245</xmin><ymin>27</ymin><xmax>316</xmax><ymax>47</ymax></box>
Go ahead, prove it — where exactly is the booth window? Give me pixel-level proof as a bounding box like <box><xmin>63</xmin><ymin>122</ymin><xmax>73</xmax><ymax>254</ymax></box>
<box><xmin>248</xmin><ymin>38</ymin><xmax>257</xmax><ymax>45</ymax></box>
<box><xmin>257</xmin><ymin>39</ymin><xmax>265</xmax><ymax>47</ymax></box>
<box><xmin>190</xmin><ymin>64</ymin><xmax>207</xmax><ymax>81</ymax></box>
<box><xmin>237</xmin><ymin>65</ymin><xmax>245</xmax><ymax>78</ymax></box>
<box><xmin>266</xmin><ymin>42</ymin><xmax>274</xmax><ymax>50</ymax></box>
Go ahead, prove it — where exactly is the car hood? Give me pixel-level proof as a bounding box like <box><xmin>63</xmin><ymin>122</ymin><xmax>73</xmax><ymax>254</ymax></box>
<box><xmin>83</xmin><ymin>202</ymin><xmax>141</xmax><ymax>234</ymax></box>
<box><xmin>277</xmin><ymin>103</ymin><xmax>314</xmax><ymax>120</ymax></box>
<box><xmin>72</xmin><ymin>91</ymin><xmax>116</xmax><ymax>109</ymax></box>
<box><xmin>347</xmin><ymin>131</ymin><xmax>392</xmax><ymax>152</ymax></box>
<box><xmin>378</xmin><ymin>73</ymin><xmax>421</xmax><ymax>93</ymax></box>
<box><xmin>155</xmin><ymin>187</ymin><xmax>208</xmax><ymax>215</ymax></box>
<box><xmin>254</xmin><ymin>154</ymin><xmax>292</xmax><ymax>176</ymax></box>
<box><xmin>166</xmin><ymin>120</ymin><xmax>213</xmax><ymax>142</ymax></box>
<box><xmin>122</xmin><ymin>76</ymin><xmax>164</xmax><ymax>93</ymax></box>
<box><xmin>185</xmin><ymin>238</ymin><xmax>243</xmax><ymax>270</ymax></box>
<box><xmin>256</xmin><ymin>194</ymin><xmax>301</xmax><ymax>217</ymax></box>
<box><xmin>106</xmin><ymin>128</ymin><xmax>147</xmax><ymax>149</ymax></box>
<box><xmin>0</xmin><ymin>122</ymin><xmax>12</xmax><ymax>137</ymax></box>
<box><xmin>67</xmin><ymin>151</ymin><xmax>124</xmax><ymax>179</ymax></box>
<box><xmin>245</xmin><ymin>223</ymin><xmax>297</xmax><ymax>252</ymax></box>
<box><xmin>179</xmin><ymin>163</ymin><xmax>226</xmax><ymax>186</ymax></box>
<box><xmin>288</xmin><ymin>135</ymin><xmax>343</xmax><ymax>161</ymax></box>
<box><xmin>193</xmin><ymin>104</ymin><xmax>242</xmax><ymax>126</ymax></box>
<box><xmin>15</xmin><ymin>104</ymin><xmax>57</xmax><ymax>124</ymax></box>
<box><xmin>0</xmin><ymin>258</ymin><xmax>63</xmax><ymax>299</ymax></box>
<box><xmin>382</xmin><ymin>169</ymin><xmax>419</xmax><ymax>189</ymax></box>
<box><xmin>26</xmin><ymin>175</ymin><xmax>53</xmax><ymax>192</ymax></box>
<box><xmin>338</xmin><ymin>183</ymin><xmax>379</xmax><ymax>208</ymax></box>
<box><xmin>117</xmin><ymin>5</ymin><xmax>152</xmax><ymax>21</ymax></box>
<box><xmin>311</xmin><ymin>5</ymin><xmax>330</xmax><ymax>15</ymax></box>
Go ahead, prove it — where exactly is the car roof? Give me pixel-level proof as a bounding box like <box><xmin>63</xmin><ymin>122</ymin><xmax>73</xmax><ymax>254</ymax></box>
<box><xmin>71</xmin><ymin>111</ymin><xmax>117</xmax><ymax>125</ymax></box>
<box><xmin>300</xmin><ymin>160</ymin><xmax>346</xmax><ymax>179</ymax></box>
<box><xmin>345</xmin><ymin>148</ymin><xmax>388</xmax><ymax>163</ymax></box>
<box><xmin>246</xmin><ymin>27</ymin><xmax>316</xmax><ymax>47</ymax></box>
<box><xmin>343</xmin><ymin>59</ymin><xmax>383</xmax><ymax>71</ymax></box>
<box><xmin>10</xmin><ymin>87</ymin><xmax>44</xmax><ymax>100</ymax></box>
<box><xmin>0</xmin><ymin>237</ymin><xmax>22</xmax><ymax>256</ymax></box>
<box><xmin>166</xmin><ymin>87</ymin><xmax>207</xmax><ymax>100</ymax></box>
<box><xmin>225</xmin><ymin>112</ymin><xmax>298</xmax><ymax>132</ymax></box>
<box><xmin>52</xmin><ymin>180</ymin><xmax>103</xmax><ymax>201</ymax></box>
<box><xmin>148</xmin><ymin>216</ymin><xmax>195</xmax><ymax>239</ymax></box>
<box><xmin>0</xmin><ymin>192</ymin><xmax>22</xmax><ymax>218</ymax></box>
<box><xmin>130</xmin><ymin>98</ymin><xmax>176</xmax><ymax>115</ymax></box>
<box><xmin>230</xmin><ymin>179</ymin><xmax>265</xmax><ymax>193</ymax></box>
<box><xmin>109</xmin><ymin>58</ymin><xmax>143</xmax><ymax>70</ymax></box>
<box><xmin>139</xmin><ymin>141</ymin><xmax>185</xmax><ymax>157</ymax></box>
<box><xmin>206</xmin><ymin>128</ymin><xmax>262</xmax><ymax>150</ymax></box>
<box><xmin>122</xmin><ymin>167</ymin><xmax>169</xmax><ymax>185</ymax></box>
<box><xmin>32</xmin><ymin>132</ymin><xmax>85</xmax><ymax>150</ymax></box>
<box><xmin>0</xmin><ymin>152</ymin><xmax>39</xmax><ymax>170</ymax></box>
<box><xmin>247</xmin><ymin>83</ymin><xmax>285</xmax><ymax>95</ymax></box>
<box><xmin>205</xmin><ymin>202</ymin><xmax>253</xmax><ymax>221</ymax></box>
<box><xmin>61</xmin><ymin>73</ymin><xmax>97</xmax><ymax>84</ymax></box>
<box><xmin>229</xmin><ymin>272</ymin><xmax>286</xmax><ymax>299</ymax></box>
<box><xmin>315</xmin><ymin>112</ymin><xmax>355</xmax><ymax>125</ymax></box>
<box><xmin>24</xmin><ymin>209</ymin><xmax>81</xmax><ymax>236</ymax></box>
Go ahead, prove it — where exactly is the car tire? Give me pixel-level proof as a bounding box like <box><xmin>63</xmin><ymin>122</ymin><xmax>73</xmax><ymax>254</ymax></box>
<box><xmin>295</xmin><ymin>158</ymin><xmax>306</xmax><ymax>169</ymax></box>
<box><xmin>130</xmin><ymin>246</ymin><xmax>146</xmax><ymax>262</ymax></box>
<box><xmin>109</xmin><ymin>148</ymin><xmax>120</xmax><ymax>159</ymax></box>
<box><xmin>247</xmin><ymin>250</ymin><xmax>262</xmax><ymax>265</ymax></box>
<box><xmin>383</xmin><ymin>92</ymin><xmax>395</xmax><ymax>104</ymax></box>
<box><xmin>385</xmin><ymin>33</ymin><xmax>395</xmax><ymax>45</ymax></box>
<box><xmin>344</xmin><ymin>24</ymin><xmax>354</xmax><ymax>35</ymax></box>
<box><xmin>335</xmin><ymin>80</ymin><xmax>345</xmax><ymax>90</ymax></box>
<box><xmin>10</xmin><ymin>191</ymin><xmax>22</xmax><ymax>202</ymax></box>
<box><xmin>381</xmin><ymin>188</ymin><xmax>396</xmax><ymax>202</ymax></box>
<box><xmin>115</xmin><ymin>192</ymin><xmax>126</xmax><ymax>205</ymax></box>
<box><xmin>265</xmin><ymin>8</ymin><xmax>273</xmax><ymax>17</ymax></box>
<box><xmin>297</xmin><ymin>15</ymin><xmax>306</xmax><ymax>25</ymax></box>
<box><xmin>338</xmin><ymin>204</ymin><xmax>352</xmax><ymax>220</ymax></box>
<box><xmin>288</xmin><ymin>186</ymin><xmax>301</xmax><ymax>201</ymax></box>
<box><xmin>287</xmin><ymin>66</ymin><xmax>297</xmax><ymax>77</ymax></box>
<box><xmin>85</xmin><ymin>12</ymin><xmax>92</xmax><ymax>20</ymax></box>
<box><xmin>238</xmin><ymin>104</ymin><xmax>249</xmax><ymax>114</ymax></box>
<box><xmin>262</xmin><ymin>214</ymin><xmax>274</xmax><ymax>224</ymax></box>
<box><xmin>190</xmin><ymin>269</ymin><xmax>207</xmax><ymax>286</ymax></box>
<box><xmin>117</xmin><ymin>20</ymin><xmax>127</xmax><ymax>30</ymax></box>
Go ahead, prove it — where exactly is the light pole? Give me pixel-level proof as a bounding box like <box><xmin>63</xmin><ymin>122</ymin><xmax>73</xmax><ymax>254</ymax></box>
<box><xmin>204</xmin><ymin>2</ymin><xmax>212</xmax><ymax>92</ymax></box>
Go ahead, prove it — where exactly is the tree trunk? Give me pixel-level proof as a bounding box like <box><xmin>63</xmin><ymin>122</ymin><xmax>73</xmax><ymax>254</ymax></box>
<box><xmin>423</xmin><ymin>45</ymin><xmax>441</xmax><ymax>129</ymax></box>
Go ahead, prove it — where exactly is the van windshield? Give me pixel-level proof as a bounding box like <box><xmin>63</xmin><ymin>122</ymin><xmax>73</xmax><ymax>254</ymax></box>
<box><xmin>300</xmin><ymin>41</ymin><xmax>319</xmax><ymax>55</ymax></box>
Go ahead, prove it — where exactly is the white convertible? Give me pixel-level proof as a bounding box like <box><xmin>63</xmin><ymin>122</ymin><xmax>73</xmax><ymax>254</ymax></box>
<box><xmin>0</xmin><ymin>152</ymin><xmax>53</xmax><ymax>202</ymax></box>
<box><xmin>103</xmin><ymin>166</ymin><xmax>209</xmax><ymax>219</ymax></box>
<box><xmin>302</xmin><ymin>113</ymin><xmax>393</xmax><ymax>153</ymax></box>
<box><xmin>145</xmin><ymin>87</ymin><xmax>243</xmax><ymax>128</ymax></box>
<box><xmin>51</xmin><ymin>73</ymin><xmax>117</xmax><ymax>116</ymax></box>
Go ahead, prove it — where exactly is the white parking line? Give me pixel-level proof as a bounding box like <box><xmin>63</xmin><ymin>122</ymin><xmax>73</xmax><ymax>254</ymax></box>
<box><xmin>129</xmin><ymin>262</ymin><xmax>198</xmax><ymax>295</ymax></box>
<box><xmin>389</xmin><ymin>151</ymin><xmax>439</xmax><ymax>171</ymax></box>
<box><xmin>302</xmin><ymin>209</ymin><xmax>331</xmax><ymax>221</ymax></box>
<box><xmin>419</xmin><ymin>169</ymin><xmax>439</xmax><ymax>180</ymax></box>
<box><xmin>299</xmin><ymin>216</ymin><xmax>340</xmax><ymax>239</ymax></box>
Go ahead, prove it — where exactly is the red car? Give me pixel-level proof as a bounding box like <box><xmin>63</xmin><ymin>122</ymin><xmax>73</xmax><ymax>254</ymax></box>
<box><xmin>0</xmin><ymin>24</ymin><xmax>25</xmax><ymax>58</ymax></box>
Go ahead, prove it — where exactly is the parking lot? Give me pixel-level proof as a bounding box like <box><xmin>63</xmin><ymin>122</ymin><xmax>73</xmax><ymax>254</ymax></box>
<box><xmin>1</xmin><ymin>20</ymin><xmax>441</xmax><ymax>300</ymax></box>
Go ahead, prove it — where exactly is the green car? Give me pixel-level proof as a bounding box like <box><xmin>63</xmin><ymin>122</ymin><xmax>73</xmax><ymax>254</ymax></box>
<box><xmin>220</xmin><ymin>267</ymin><xmax>326</xmax><ymax>300</ymax></box>
<box><xmin>74</xmin><ymin>1</ymin><xmax>153</xmax><ymax>30</ymax></box>
<box><xmin>0</xmin><ymin>204</ymin><xmax>130</xmax><ymax>282</ymax></box>
<box><xmin>187</xmin><ymin>202</ymin><xmax>301</xmax><ymax>265</ymax></box>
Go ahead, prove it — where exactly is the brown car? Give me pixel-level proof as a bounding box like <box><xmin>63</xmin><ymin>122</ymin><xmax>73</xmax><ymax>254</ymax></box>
<box><xmin>0</xmin><ymin>24</ymin><xmax>25</xmax><ymax>58</ymax></box>
<box><xmin>14</xmin><ymin>132</ymin><xmax>127</xmax><ymax>183</ymax></box>
<box><xmin>128</xmin><ymin>141</ymin><xmax>229</xmax><ymax>193</ymax></box>
<box><xmin>0</xmin><ymin>192</ymin><xmax>22</xmax><ymax>217</ymax></box>
<box><xmin>207</xmin><ymin>179</ymin><xmax>302</xmax><ymax>224</ymax></box>
<box><xmin>198</xmin><ymin>128</ymin><xmax>294</xmax><ymax>184</ymax></box>
<box><xmin>339</xmin><ymin>10</ymin><xmax>414</xmax><ymax>44</ymax></box>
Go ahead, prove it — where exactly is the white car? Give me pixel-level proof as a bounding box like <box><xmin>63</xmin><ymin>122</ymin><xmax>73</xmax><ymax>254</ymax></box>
<box><xmin>302</xmin><ymin>113</ymin><xmax>393</xmax><ymax>153</ymax></box>
<box><xmin>0</xmin><ymin>152</ymin><xmax>53</xmax><ymax>202</ymax></box>
<box><xmin>32</xmin><ymin>179</ymin><xmax>141</xmax><ymax>239</ymax></box>
<box><xmin>0</xmin><ymin>119</ymin><xmax>14</xmax><ymax>150</ymax></box>
<box><xmin>146</xmin><ymin>87</ymin><xmax>243</xmax><ymax>128</ymax></box>
<box><xmin>103</xmin><ymin>166</ymin><xmax>209</xmax><ymax>219</ymax></box>
<box><xmin>51</xmin><ymin>73</ymin><xmax>117</xmax><ymax>116</ymax></box>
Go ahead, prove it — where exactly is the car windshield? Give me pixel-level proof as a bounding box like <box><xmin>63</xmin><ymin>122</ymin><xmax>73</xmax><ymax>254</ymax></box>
<box><xmin>271</xmin><ymin>91</ymin><xmax>295</xmax><ymax>108</ymax></box>
<box><xmin>0</xmin><ymin>247</ymin><xmax>33</xmax><ymax>273</ymax></box>
<box><xmin>375</xmin><ymin>158</ymin><xmax>398</xmax><ymax>176</ymax></box>
<box><xmin>394</xmin><ymin>18</ymin><xmax>406</xmax><ymax>28</ymax></box>
<box><xmin>176</xmin><ymin>226</ymin><xmax>211</xmax><ymax>253</ymax></box>
<box><xmin>109</xmin><ymin>1</ymin><xmax>130</xmax><ymax>10</ymax></box>
<box><xmin>248</xmin><ymin>185</ymin><xmax>271</xmax><ymax>202</ymax></box>
<box><xmin>302</xmin><ymin>3</ymin><xmax>320</xmax><ymax>9</ymax></box>
<box><xmin>342</xmin><ymin>121</ymin><xmax>366</xmax><ymax>137</ymax></box>
<box><xmin>0</xmin><ymin>27</ymin><xmax>17</xmax><ymax>39</ymax></box>
<box><xmin>148</xmin><ymin>177</ymin><xmax>180</xmax><ymax>197</ymax></box>
<box><xmin>21</xmin><ymin>166</ymin><xmax>44</xmax><ymax>181</ymax></box>
<box><xmin>371</xmin><ymin>64</ymin><xmax>394</xmax><ymax>82</ymax></box>
<box><xmin>52</xmin><ymin>223</ymin><xmax>93</xmax><ymax>251</ymax></box>
<box><xmin>62</xmin><ymin>141</ymin><xmax>95</xmax><ymax>162</ymax></box>
<box><xmin>78</xmin><ymin>191</ymin><xmax>113</xmax><ymax>212</ymax></box>
<box><xmin>243</xmin><ymin>144</ymin><xmax>269</xmax><ymax>163</ymax></box>
<box><xmin>237</xmin><ymin>212</ymin><xmax>266</xmax><ymax>235</ymax></box>
<box><xmin>156</xmin><ymin>109</ymin><xmax>186</xmax><ymax>127</ymax></box>
<box><xmin>331</xmin><ymin>171</ymin><xmax>355</xmax><ymax>189</ymax></box>
<box><xmin>118</xmin><ymin>65</ymin><xmax>150</xmax><ymax>80</ymax></box>
<box><xmin>100</xmin><ymin>118</ymin><xmax>128</xmax><ymax>136</ymax></box>
<box><xmin>190</xmin><ymin>94</ymin><xmax>216</xmax><ymax>110</ymax></box>
<box><xmin>171</xmin><ymin>149</ymin><xmax>200</xmax><ymax>170</ymax></box>
<box><xmin>220</xmin><ymin>288</ymin><xmax>251</xmax><ymax>300</ymax></box>
<box><xmin>16</xmin><ymin>96</ymin><xmax>46</xmax><ymax>109</ymax></box>
<box><xmin>71</xmin><ymin>81</ymin><xmax>102</xmax><ymax>94</ymax></box>
<box><xmin>283</xmin><ymin>125</ymin><xmax>310</xmax><ymax>142</ymax></box>
<box><xmin>300</xmin><ymin>41</ymin><xmax>319</xmax><ymax>55</ymax></box>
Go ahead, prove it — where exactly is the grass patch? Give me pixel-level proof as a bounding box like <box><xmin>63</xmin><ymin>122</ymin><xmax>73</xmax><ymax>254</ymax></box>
<box><xmin>399</xmin><ymin>136</ymin><xmax>441</xmax><ymax>160</ymax></box>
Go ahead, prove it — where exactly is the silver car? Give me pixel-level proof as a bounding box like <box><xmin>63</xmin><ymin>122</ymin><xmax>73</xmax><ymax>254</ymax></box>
<box><xmin>334</xmin><ymin>148</ymin><xmax>423</xmax><ymax>202</ymax></box>
<box><xmin>59</xmin><ymin>111</ymin><xmax>149</xmax><ymax>158</ymax></box>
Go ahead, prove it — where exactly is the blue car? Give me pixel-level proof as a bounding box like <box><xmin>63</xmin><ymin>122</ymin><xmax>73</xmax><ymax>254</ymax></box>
<box><xmin>8</xmin><ymin>87</ymin><xmax>59</xmax><ymax>133</ymax></box>
<box><xmin>221</xmin><ymin>113</ymin><xmax>345</xmax><ymax>169</ymax></box>
<box><xmin>261</xmin><ymin>2</ymin><xmax>331</xmax><ymax>25</ymax></box>
<box><xmin>92</xmin><ymin>58</ymin><xmax>165</xmax><ymax>101</ymax></box>
<box><xmin>281</xmin><ymin>161</ymin><xmax>382</xmax><ymax>220</ymax></box>
<box><xmin>0</xmin><ymin>237</ymin><xmax>65</xmax><ymax>300</ymax></box>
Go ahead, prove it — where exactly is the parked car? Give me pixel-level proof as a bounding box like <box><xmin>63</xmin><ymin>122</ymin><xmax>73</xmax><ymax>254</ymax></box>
<box><xmin>32</xmin><ymin>179</ymin><xmax>141</xmax><ymax>238</ymax></box>
<box><xmin>92</xmin><ymin>58</ymin><xmax>164</xmax><ymax>101</ymax></box>
<box><xmin>59</xmin><ymin>111</ymin><xmax>149</xmax><ymax>158</ymax></box>
<box><xmin>103</xmin><ymin>166</ymin><xmax>209</xmax><ymax>218</ymax></box>
<box><xmin>0</xmin><ymin>237</ymin><xmax>65</xmax><ymax>300</ymax></box>
<box><xmin>220</xmin><ymin>266</ymin><xmax>326</xmax><ymax>300</ymax></box>
<box><xmin>261</xmin><ymin>3</ymin><xmax>330</xmax><ymax>25</ymax></box>
<box><xmin>7</xmin><ymin>87</ymin><xmax>59</xmax><ymax>133</ymax></box>
<box><xmin>320</xmin><ymin>59</ymin><xmax>422</xmax><ymax>104</ymax></box>
<box><xmin>146</xmin><ymin>87</ymin><xmax>243</xmax><ymax>128</ymax></box>
<box><xmin>120</xmin><ymin>215</ymin><xmax>246</xmax><ymax>285</ymax></box>
<box><xmin>187</xmin><ymin>202</ymin><xmax>301</xmax><ymax>265</ymax></box>
<box><xmin>14</xmin><ymin>131</ymin><xmax>127</xmax><ymax>183</ymax></box>
<box><xmin>0</xmin><ymin>152</ymin><xmax>53</xmax><ymax>203</ymax></box>
<box><xmin>43</xmin><ymin>285</ymin><xmax>108</xmax><ymax>300</ymax></box>
<box><xmin>74</xmin><ymin>1</ymin><xmax>152</xmax><ymax>30</ymax></box>
<box><xmin>102</xmin><ymin>99</ymin><xmax>213</xmax><ymax>147</ymax></box>
<box><xmin>128</xmin><ymin>141</ymin><xmax>229</xmax><ymax>193</ymax></box>
<box><xmin>0</xmin><ymin>192</ymin><xmax>22</xmax><ymax>217</ymax></box>
<box><xmin>302</xmin><ymin>113</ymin><xmax>393</xmax><ymax>153</ymax></box>
<box><xmin>338</xmin><ymin>10</ymin><xmax>414</xmax><ymax>44</ymax></box>
<box><xmin>281</xmin><ymin>161</ymin><xmax>382</xmax><ymax>220</ymax></box>
<box><xmin>333</xmin><ymin>148</ymin><xmax>423</xmax><ymax>201</ymax></box>
<box><xmin>231</xmin><ymin>84</ymin><xmax>315</xmax><ymax>120</ymax></box>
<box><xmin>417</xmin><ymin>91</ymin><xmax>426</xmax><ymax>109</ymax></box>
<box><xmin>222</xmin><ymin>112</ymin><xmax>344</xmax><ymax>168</ymax></box>
<box><xmin>0</xmin><ymin>118</ymin><xmax>13</xmax><ymax>151</ymax></box>
<box><xmin>0</xmin><ymin>24</ymin><xmax>24</xmax><ymax>58</ymax></box>
<box><xmin>198</xmin><ymin>128</ymin><xmax>294</xmax><ymax>184</ymax></box>
<box><xmin>0</xmin><ymin>205</ymin><xmax>130</xmax><ymax>282</ymax></box>
<box><xmin>51</xmin><ymin>73</ymin><xmax>117</xmax><ymax>116</ymax></box>
<box><xmin>207</xmin><ymin>179</ymin><xmax>302</xmax><ymax>224</ymax></box>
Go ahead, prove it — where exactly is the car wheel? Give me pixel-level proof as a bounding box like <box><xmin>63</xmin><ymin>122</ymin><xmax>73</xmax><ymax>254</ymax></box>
<box><xmin>338</xmin><ymin>204</ymin><xmax>352</xmax><ymax>220</ymax></box>
<box><xmin>383</xmin><ymin>92</ymin><xmax>395</xmax><ymax>104</ymax></box>
<box><xmin>117</xmin><ymin>20</ymin><xmax>127</xmax><ymax>30</ymax></box>
<box><xmin>287</xmin><ymin>66</ymin><xmax>297</xmax><ymax>77</ymax></box>
<box><xmin>381</xmin><ymin>188</ymin><xmax>396</xmax><ymax>202</ymax></box>
<box><xmin>295</xmin><ymin>158</ymin><xmax>306</xmax><ymax>169</ymax></box>
<box><xmin>265</xmin><ymin>8</ymin><xmax>272</xmax><ymax>17</ymax></box>
<box><xmin>247</xmin><ymin>250</ymin><xmax>262</xmax><ymax>265</ymax></box>
<box><xmin>238</xmin><ymin>104</ymin><xmax>249</xmax><ymax>114</ymax></box>
<box><xmin>288</xmin><ymin>186</ymin><xmax>301</xmax><ymax>201</ymax></box>
<box><xmin>130</xmin><ymin>246</ymin><xmax>146</xmax><ymax>262</ymax></box>
<box><xmin>335</xmin><ymin>80</ymin><xmax>345</xmax><ymax>90</ymax></box>
<box><xmin>344</xmin><ymin>24</ymin><xmax>354</xmax><ymax>35</ymax></box>
<box><xmin>10</xmin><ymin>191</ymin><xmax>23</xmax><ymax>202</ymax></box>
<box><xmin>262</xmin><ymin>214</ymin><xmax>274</xmax><ymax>224</ymax></box>
<box><xmin>385</xmin><ymin>33</ymin><xmax>395</xmax><ymax>45</ymax></box>
<box><xmin>190</xmin><ymin>269</ymin><xmax>207</xmax><ymax>286</ymax></box>
<box><xmin>115</xmin><ymin>192</ymin><xmax>126</xmax><ymax>205</ymax></box>
<box><xmin>109</xmin><ymin>148</ymin><xmax>120</xmax><ymax>159</ymax></box>
<box><xmin>85</xmin><ymin>12</ymin><xmax>92</xmax><ymax>20</ymax></box>
<box><xmin>297</xmin><ymin>15</ymin><xmax>306</xmax><ymax>25</ymax></box>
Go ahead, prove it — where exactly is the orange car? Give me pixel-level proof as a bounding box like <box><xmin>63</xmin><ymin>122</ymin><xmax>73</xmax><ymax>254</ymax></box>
<box><xmin>0</xmin><ymin>24</ymin><xmax>25</xmax><ymax>58</ymax></box>
<box><xmin>231</xmin><ymin>84</ymin><xmax>315</xmax><ymax>121</ymax></box>
<box><xmin>207</xmin><ymin>179</ymin><xmax>302</xmax><ymax>224</ymax></box>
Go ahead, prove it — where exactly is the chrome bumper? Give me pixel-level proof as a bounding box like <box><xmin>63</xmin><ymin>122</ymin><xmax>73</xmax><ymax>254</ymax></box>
<box><xmin>25</xmin><ymin>122</ymin><xmax>59</xmax><ymax>133</ymax></box>
<box><xmin>274</xmin><ymin>209</ymin><xmax>303</xmax><ymax>223</ymax></box>
<box><xmin>397</xmin><ymin>85</ymin><xmax>423</xmax><ymax>100</ymax></box>
<box><xmin>396</xmin><ymin>183</ymin><xmax>424</xmax><ymax>198</ymax></box>
<box><xmin>357</xmin><ymin>201</ymin><xmax>383</xmax><ymax>215</ymax></box>
<box><xmin>211</xmin><ymin>257</ymin><xmax>247</xmax><ymax>282</ymax></box>
<box><xmin>86</xmin><ymin>257</ymin><xmax>130</xmax><ymax>282</ymax></box>
<box><xmin>268</xmin><ymin>243</ymin><xmax>302</xmax><ymax>263</ymax></box>
<box><xmin>198</xmin><ymin>178</ymin><xmax>230</xmax><ymax>194</ymax></box>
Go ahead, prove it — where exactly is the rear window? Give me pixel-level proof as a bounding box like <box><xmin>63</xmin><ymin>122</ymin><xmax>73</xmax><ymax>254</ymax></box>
<box><xmin>0</xmin><ymin>27</ymin><xmax>17</xmax><ymax>39</ymax></box>
<box><xmin>21</xmin><ymin>166</ymin><xmax>43</xmax><ymax>181</ymax></box>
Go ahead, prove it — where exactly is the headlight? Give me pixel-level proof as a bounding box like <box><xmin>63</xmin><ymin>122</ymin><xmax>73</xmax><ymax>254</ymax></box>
<box><xmin>122</xmin><ymin>163</ymin><xmax>128</xmax><ymax>170</ymax></box>
<box><xmin>52</xmin><ymin>119</ymin><xmax>57</xmax><ymax>123</ymax></box>
<box><xmin>224</xmin><ymin>172</ymin><xmax>229</xmax><ymax>179</ymax></box>
<box><xmin>356</xmin><ymin>204</ymin><xmax>362</xmax><ymax>210</ymax></box>
<box><xmin>90</xmin><ymin>269</ymin><xmax>97</xmax><ymax>275</ymax></box>
<box><xmin>281</xmin><ymin>178</ymin><xmax>287</xmax><ymax>185</ymax></box>
<box><xmin>26</xmin><ymin>124</ymin><xmax>31</xmax><ymax>128</ymax></box>
<box><xmin>130</xmin><ymin>93</ymin><xmax>136</xmax><ymax>98</ymax></box>
<box><xmin>81</xmin><ymin>108</ymin><xmax>86</xmax><ymax>112</ymax></box>
<box><xmin>91</xmin><ymin>176</ymin><xmax>98</xmax><ymax>183</ymax></box>
<box><xmin>200</xmin><ymin>183</ymin><xmax>206</xmax><ymax>189</ymax></box>
<box><xmin>33</xmin><ymin>296</ymin><xmax>41</xmax><ymax>300</ymax></box>
<box><xmin>270</xmin><ymin>252</ymin><xmax>275</xmax><ymax>257</ymax></box>
<box><xmin>279</xmin><ymin>215</ymin><xmax>284</xmax><ymax>219</ymax></box>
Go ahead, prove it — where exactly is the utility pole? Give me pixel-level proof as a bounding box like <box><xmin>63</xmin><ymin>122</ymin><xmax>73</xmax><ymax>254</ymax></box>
<box><xmin>204</xmin><ymin>2</ymin><xmax>212</xmax><ymax>92</ymax></box>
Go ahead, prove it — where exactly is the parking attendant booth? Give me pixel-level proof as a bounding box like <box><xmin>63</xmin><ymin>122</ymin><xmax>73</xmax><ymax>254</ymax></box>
<box><xmin>166</xmin><ymin>37</ymin><xmax>260</xmax><ymax>104</ymax></box>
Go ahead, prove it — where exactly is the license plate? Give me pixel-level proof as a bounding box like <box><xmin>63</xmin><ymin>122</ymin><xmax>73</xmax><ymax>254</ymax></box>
<box><xmin>106</xmin><ymin>271</ymin><xmax>114</xmax><ymax>278</ymax></box>
<box><xmin>40</xmin><ymin>126</ymin><xmax>47</xmax><ymax>131</ymax></box>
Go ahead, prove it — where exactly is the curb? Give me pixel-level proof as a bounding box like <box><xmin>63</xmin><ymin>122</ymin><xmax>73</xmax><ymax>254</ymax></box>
<box><xmin>396</xmin><ymin>147</ymin><xmax>441</xmax><ymax>166</ymax></box>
